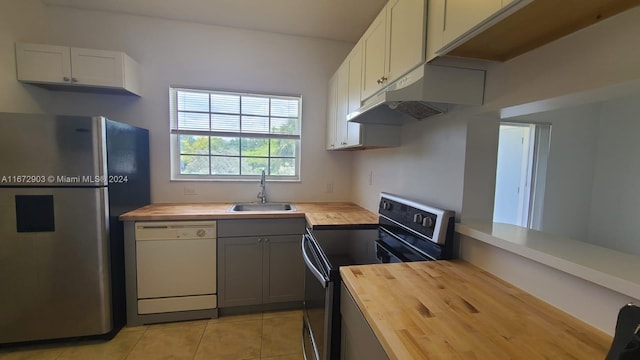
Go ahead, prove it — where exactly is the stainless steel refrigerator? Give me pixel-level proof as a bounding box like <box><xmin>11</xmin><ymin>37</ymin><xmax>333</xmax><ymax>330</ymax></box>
<box><xmin>0</xmin><ymin>113</ymin><xmax>150</xmax><ymax>345</ymax></box>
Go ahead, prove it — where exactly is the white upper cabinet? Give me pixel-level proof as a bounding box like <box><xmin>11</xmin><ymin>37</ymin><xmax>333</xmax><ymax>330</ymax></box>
<box><xmin>326</xmin><ymin>71</ymin><xmax>339</xmax><ymax>150</ymax></box>
<box><xmin>70</xmin><ymin>48</ymin><xmax>124</xmax><ymax>88</ymax></box>
<box><xmin>328</xmin><ymin>45</ymin><xmax>360</xmax><ymax>149</ymax></box>
<box><xmin>361</xmin><ymin>0</ymin><xmax>427</xmax><ymax>101</ymax></box>
<box><xmin>386</xmin><ymin>0</ymin><xmax>427</xmax><ymax>83</ymax></box>
<box><xmin>361</xmin><ymin>9</ymin><xmax>388</xmax><ymax>101</ymax></box>
<box><xmin>345</xmin><ymin>44</ymin><xmax>363</xmax><ymax>147</ymax></box>
<box><xmin>335</xmin><ymin>61</ymin><xmax>349</xmax><ymax>147</ymax></box>
<box><xmin>326</xmin><ymin>42</ymin><xmax>400</xmax><ymax>151</ymax></box>
<box><xmin>441</xmin><ymin>0</ymin><xmax>503</xmax><ymax>46</ymax></box>
<box><xmin>426</xmin><ymin>0</ymin><xmax>446</xmax><ymax>62</ymax></box>
<box><xmin>15</xmin><ymin>44</ymin><xmax>71</xmax><ymax>84</ymax></box>
<box><xmin>326</xmin><ymin>0</ymin><xmax>424</xmax><ymax>150</ymax></box>
<box><xmin>16</xmin><ymin>43</ymin><xmax>141</xmax><ymax>96</ymax></box>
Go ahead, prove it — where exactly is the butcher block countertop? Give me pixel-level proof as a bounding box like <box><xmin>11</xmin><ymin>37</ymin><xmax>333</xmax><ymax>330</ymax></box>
<box><xmin>119</xmin><ymin>202</ymin><xmax>378</xmax><ymax>229</ymax></box>
<box><xmin>340</xmin><ymin>260</ymin><xmax>612</xmax><ymax>360</ymax></box>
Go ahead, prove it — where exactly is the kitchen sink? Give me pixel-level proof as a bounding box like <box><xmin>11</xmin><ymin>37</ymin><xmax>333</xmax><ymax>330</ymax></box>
<box><xmin>229</xmin><ymin>203</ymin><xmax>296</xmax><ymax>212</ymax></box>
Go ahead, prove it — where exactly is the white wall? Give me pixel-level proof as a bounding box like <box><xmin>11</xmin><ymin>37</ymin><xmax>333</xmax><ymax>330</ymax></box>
<box><xmin>351</xmin><ymin>111</ymin><xmax>468</xmax><ymax>213</ymax></box>
<box><xmin>0</xmin><ymin>0</ymin><xmax>354</xmax><ymax>203</ymax></box>
<box><xmin>588</xmin><ymin>95</ymin><xmax>640</xmax><ymax>255</ymax></box>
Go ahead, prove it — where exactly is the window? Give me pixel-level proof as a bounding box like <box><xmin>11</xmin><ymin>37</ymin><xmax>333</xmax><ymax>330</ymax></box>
<box><xmin>170</xmin><ymin>87</ymin><xmax>301</xmax><ymax>181</ymax></box>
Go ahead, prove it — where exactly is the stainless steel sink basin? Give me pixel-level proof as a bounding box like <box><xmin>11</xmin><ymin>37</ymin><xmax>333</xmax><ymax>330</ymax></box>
<box><xmin>229</xmin><ymin>203</ymin><xmax>296</xmax><ymax>212</ymax></box>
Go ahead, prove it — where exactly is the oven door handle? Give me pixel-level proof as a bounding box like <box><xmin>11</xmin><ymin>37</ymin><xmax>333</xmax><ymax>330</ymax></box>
<box><xmin>302</xmin><ymin>234</ymin><xmax>329</xmax><ymax>288</ymax></box>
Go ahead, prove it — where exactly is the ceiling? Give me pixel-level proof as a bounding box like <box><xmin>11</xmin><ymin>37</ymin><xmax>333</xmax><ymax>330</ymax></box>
<box><xmin>41</xmin><ymin>0</ymin><xmax>388</xmax><ymax>42</ymax></box>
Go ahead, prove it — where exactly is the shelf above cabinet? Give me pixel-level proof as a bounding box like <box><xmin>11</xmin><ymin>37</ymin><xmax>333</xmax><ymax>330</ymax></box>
<box><xmin>16</xmin><ymin>43</ymin><xmax>141</xmax><ymax>96</ymax></box>
<box><xmin>438</xmin><ymin>0</ymin><xmax>640</xmax><ymax>62</ymax></box>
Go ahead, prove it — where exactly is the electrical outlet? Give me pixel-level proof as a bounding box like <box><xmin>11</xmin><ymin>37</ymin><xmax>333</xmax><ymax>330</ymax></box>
<box><xmin>184</xmin><ymin>186</ymin><xmax>197</xmax><ymax>195</ymax></box>
<box><xmin>326</xmin><ymin>182</ymin><xmax>334</xmax><ymax>193</ymax></box>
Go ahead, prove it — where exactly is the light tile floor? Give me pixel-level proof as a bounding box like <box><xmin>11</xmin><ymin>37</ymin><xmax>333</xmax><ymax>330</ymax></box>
<box><xmin>0</xmin><ymin>310</ymin><xmax>304</xmax><ymax>360</ymax></box>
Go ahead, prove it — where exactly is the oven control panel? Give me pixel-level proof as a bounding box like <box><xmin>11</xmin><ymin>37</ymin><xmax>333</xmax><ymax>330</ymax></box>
<box><xmin>378</xmin><ymin>193</ymin><xmax>454</xmax><ymax>245</ymax></box>
<box><xmin>379</xmin><ymin>198</ymin><xmax>437</xmax><ymax>239</ymax></box>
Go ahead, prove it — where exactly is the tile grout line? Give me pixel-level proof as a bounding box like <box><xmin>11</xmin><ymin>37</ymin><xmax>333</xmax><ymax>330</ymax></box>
<box><xmin>123</xmin><ymin>326</ymin><xmax>148</xmax><ymax>360</ymax></box>
<box><xmin>191</xmin><ymin>320</ymin><xmax>209</xmax><ymax>360</ymax></box>
<box><xmin>259</xmin><ymin>311</ymin><xmax>265</xmax><ymax>360</ymax></box>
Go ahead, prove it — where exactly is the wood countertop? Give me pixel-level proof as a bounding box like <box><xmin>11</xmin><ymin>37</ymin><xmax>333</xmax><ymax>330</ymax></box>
<box><xmin>119</xmin><ymin>202</ymin><xmax>378</xmax><ymax>229</ymax></box>
<box><xmin>340</xmin><ymin>260</ymin><xmax>612</xmax><ymax>360</ymax></box>
<box><xmin>296</xmin><ymin>202</ymin><xmax>379</xmax><ymax>230</ymax></box>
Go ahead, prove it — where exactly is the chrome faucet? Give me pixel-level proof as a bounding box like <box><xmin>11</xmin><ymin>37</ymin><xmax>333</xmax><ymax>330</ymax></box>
<box><xmin>257</xmin><ymin>170</ymin><xmax>267</xmax><ymax>203</ymax></box>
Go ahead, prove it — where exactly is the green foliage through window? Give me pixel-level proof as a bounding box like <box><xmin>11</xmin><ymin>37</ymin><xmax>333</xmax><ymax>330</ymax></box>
<box><xmin>170</xmin><ymin>88</ymin><xmax>301</xmax><ymax>180</ymax></box>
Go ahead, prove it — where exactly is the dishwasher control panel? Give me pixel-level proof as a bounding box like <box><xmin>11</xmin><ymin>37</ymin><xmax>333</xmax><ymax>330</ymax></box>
<box><xmin>135</xmin><ymin>221</ymin><xmax>216</xmax><ymax>240</ymax></box>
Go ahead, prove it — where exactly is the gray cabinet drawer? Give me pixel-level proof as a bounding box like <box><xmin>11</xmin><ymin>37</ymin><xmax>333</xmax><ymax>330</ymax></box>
<box><xmin>217</xmin><ymin>218</ymin><xmax>305</xmax><ymax>237</ymax></box>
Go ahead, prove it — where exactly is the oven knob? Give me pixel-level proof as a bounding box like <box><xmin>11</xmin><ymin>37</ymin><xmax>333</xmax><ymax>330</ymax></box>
<box><xmin>413</xmin><ymin>213</ymin><xmax>423</xmax><ymax>224</ymax></box>
<box><xmin>197</xmin><ymin>229</ymin><xmax>206</xmax><ymax>237</ymax></box>
<box><xmin>422</xmin><ymin>217</ymin><xmax>434</xmax><ymax>228</ymax></box>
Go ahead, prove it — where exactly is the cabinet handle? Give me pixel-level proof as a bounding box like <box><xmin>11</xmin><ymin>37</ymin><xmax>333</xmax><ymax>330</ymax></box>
<box><xmin>443</xmin><ymin>0</ymin><xmax>448</xmax><ymax>31</ymax></box>
<box><xmin>71</xmin><ymin>77</ymin><xmax>78</xmax><ymax>83</ymax></box>
<box><xmin>264</xmin><ymin>238</ymin><xmax>270</xmax><ymax>243</ymax></box>
<box><xmin>63</xmin><ymin>76</ymin><xmax>70</xmax><ymax>82</ymax></box>
<box><xmin>257</xmin><ymin>238</ymin><xmax>262</xmax><ymax>243</ymax></box>
<box><xmin>376</xmin><ymin>76</ymin><xmax>388</xmax><ymax>85</ymax></box>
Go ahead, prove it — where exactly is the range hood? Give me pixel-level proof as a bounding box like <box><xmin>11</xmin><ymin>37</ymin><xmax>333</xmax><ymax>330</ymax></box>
<box><xmin>347</xmin><ymin>64</ymin><xmax>486</xmax><ymax>125</ymax></box>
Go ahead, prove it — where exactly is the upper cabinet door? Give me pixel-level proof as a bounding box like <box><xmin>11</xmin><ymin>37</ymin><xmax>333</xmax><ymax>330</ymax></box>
<box><xmin>326</xmin><ymin>72</ymin><xmax>339</xmax><ymax>150</ymax></box>
<box><xmin>335</xmin><ymin>62</ymin><xmax>349</xmax><ymax>147</ymax></box>
<box><xmin>441</xmin><ymin>0</ymin><xmax>503</xmax><ymax>45</ymax></box>
<box><xmin>361</xmin><ymin>9</ymin><xmax>388</xmax><ymax>101</ymax></box>
<box><xmin>15</xmin><ymin>43</ymin><xmax>71</xmax><ymax>84</ymax></box>
<box><xmin>386</xmin><ymin>0</ymin><xmax>427</xmax><ymax>81</ymax></box>
<box><xmin>426</xmin><ymin>0</ymin><xmax>446</xmax><ymax>61</ymax></box>
<box><xmin>70</xmin><ymin>48</ymin><xmax>124</xmax><ymax>87</ymax></box>
<box><xmin>346</xmin><ymin>44</ymin><xmax>363</xmax><ymax>147</ymax></box>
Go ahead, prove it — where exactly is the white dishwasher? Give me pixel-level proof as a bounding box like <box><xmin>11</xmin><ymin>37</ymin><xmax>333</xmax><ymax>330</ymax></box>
<box><xmin>135</xmin><ymin>221</ymin><xmax>217</xmax><ymax>315</ymax></box>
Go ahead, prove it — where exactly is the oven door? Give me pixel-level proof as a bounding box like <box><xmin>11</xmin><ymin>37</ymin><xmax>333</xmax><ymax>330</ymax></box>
<box><xmin>302</xmin><ymin>231</ymin><xmax>332</xmax><ymax>360</ymax></box>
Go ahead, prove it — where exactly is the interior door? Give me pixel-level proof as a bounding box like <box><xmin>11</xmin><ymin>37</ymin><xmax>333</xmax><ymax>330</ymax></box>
<box><xmin>0</xmin><ymin>187</ymin><xmax>111</xmax><ymax>343</ymax></box>
<box><xmin>493</xmin><ymin>124</ymin><xmax>531</xmax><ymax>225</ymax></box>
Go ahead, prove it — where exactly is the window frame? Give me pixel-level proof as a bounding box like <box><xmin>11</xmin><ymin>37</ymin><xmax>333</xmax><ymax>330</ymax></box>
<box><xmin>169</xmin><ymin>87</ymin><xmax>302</xmax><ymax>182</ymax></box>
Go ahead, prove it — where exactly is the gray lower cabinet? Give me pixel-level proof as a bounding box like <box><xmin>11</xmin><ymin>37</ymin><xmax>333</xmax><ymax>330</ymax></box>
<box><xmin>263</xmin><ymin>234</ymin><xmax>305</xmax><ymax>303</ymax></box>
<box><xmin>218</xmin><ymin>236</ymin><xmax>263</xmax><ymax>307</ymax></box>
<box><xmin>217</xmin><ymin>218</ymin><xmax>305</xmax><ymax>307</ymax></box>
<box><xmin>340</xmin><ymin>283</ymin><xmax>390</xmax><ymax>360</ymax></box>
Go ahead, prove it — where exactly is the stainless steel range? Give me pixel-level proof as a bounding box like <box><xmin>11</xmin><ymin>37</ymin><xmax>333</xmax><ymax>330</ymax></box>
<box><xmin>301</xmin><ymin>192</ymin><xmax>455</xmax><ymax>360</ymax></box>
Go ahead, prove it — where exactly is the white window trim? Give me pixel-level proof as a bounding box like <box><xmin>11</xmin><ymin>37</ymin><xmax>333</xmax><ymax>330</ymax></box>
<box><xmin>169</xmin><ymin>87</ymin><xmax>302</xmax><ymax>182</ymax></box>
